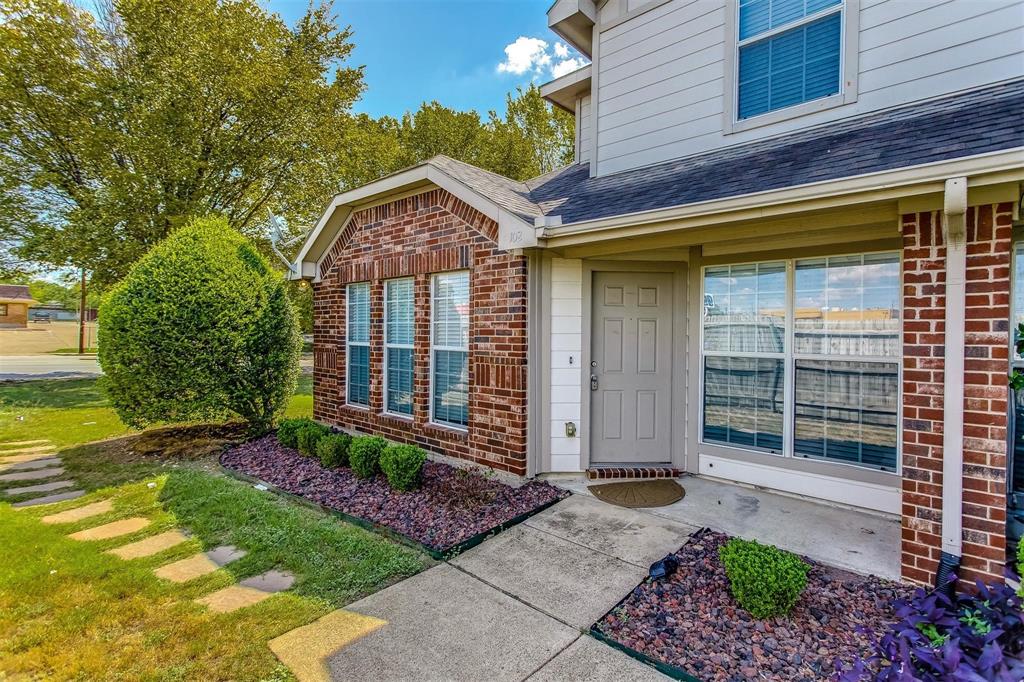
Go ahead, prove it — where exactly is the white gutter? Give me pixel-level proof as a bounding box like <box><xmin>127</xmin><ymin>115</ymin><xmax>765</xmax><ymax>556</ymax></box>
<box><xmin>939</xmin><ymin>176</ymin><xmax>967</xmax><ymax>586</ymax></box>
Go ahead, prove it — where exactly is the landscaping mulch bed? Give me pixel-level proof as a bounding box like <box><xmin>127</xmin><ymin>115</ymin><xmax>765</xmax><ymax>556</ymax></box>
<box><xmin>594</xmin><ymin>529</ymin><xmax>914</xmax><ymax>682</ymax></box>
<box><xmin>220</xmin><ymin>436</ymin><xmax>568</xmax><ymax>554</ymax></box>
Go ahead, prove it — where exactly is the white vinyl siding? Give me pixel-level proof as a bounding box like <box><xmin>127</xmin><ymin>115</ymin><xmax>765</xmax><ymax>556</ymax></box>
<box><xmin>593</xmin><ymin>0</ymin><xmax>1023</xmax><ymax>175</ymax></box>
<box><xmin>577</xmin><ymin>94</ymin><xmax>593</xmax><ymax>163</ymax></box>
<box><xmin>431</xmin><ymin>272</ymin><xmax>469</xmax><ymax>428</ymax></box>
<box><xmin>346</xmin><ymin>282</ymin><xmax>370</xmax><ymax>407</ymax></box>
<box><xmin>384</xmin><ymin>278</ymin><xmax>414</xmax><ymax>417</ymax></box>
<box><xmin>700</xmin><ymin>251</ymin><xmax>900</xmax><ymax>474</ymax></box>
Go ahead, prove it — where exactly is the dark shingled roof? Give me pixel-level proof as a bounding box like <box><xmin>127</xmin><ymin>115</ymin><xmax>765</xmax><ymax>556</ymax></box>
<box><xmin>0</xmin><ymin>284</ymin><xmax>33</xmax><ymax>301</ymax></box>
<box><xmin>436</xmin><ymin>79</ymin><xmax>1023</xmax><ymax>226</ymax></box>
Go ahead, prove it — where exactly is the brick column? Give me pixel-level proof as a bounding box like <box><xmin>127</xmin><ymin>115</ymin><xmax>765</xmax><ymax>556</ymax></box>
<box><xmin>901</xmin><ymin>202</ymin><xmax>1013</xmax><ymax>586</ymax></box>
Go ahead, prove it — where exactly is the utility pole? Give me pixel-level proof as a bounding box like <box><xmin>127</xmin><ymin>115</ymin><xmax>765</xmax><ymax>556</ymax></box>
<box><xmin>78</xmin><ymin>267</ymin><xmax>87</xmax><ymax>355</ymax></box>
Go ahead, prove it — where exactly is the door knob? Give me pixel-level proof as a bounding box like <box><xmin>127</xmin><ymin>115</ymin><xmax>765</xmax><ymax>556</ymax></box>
<box><xmin>590</xmin><ymin>374</ymin><xmax>598</xmax><ymax>391</ymax></box>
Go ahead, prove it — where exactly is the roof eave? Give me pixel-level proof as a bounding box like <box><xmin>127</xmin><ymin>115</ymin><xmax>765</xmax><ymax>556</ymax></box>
<box><xmin>540</xmin><ymin>148</ymin><xmax>1024</xmax><ymax>248</ymax></box>
<box><xmin>540</xmin><ymin>65</ymin><xmax>592</xmax><ymax>113</ymax></box>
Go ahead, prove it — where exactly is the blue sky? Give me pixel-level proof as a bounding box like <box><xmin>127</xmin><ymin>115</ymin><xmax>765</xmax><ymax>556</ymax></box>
<box><xmin>266</xmin><ymin>0</ymin><xmax>588</xmax><ymax>118</ymax></box>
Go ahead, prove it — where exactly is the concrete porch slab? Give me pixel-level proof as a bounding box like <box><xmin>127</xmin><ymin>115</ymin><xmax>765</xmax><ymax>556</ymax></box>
<box><xmin>451</xmin><ymin>523</ymin><xmax>646</xmax><ymax>629</ymax></box>
<box><xmin>325</xmin><ymin>564</ymin><xmax>578</xmax><ymax>681</ymax></box>
<box><xmin>554</xmin><ymin>475</ymin><xmax>901</xmax><ymax>580</ymax></box>
<box><xmin>523</xmin><ymin>494</ymin><xmax>697</xmax><ymax>567</ymax></box>
<box><xmin>528</xmin><ymin>635</ymin><xmax>669</xmax><ymax>681</ymax></box>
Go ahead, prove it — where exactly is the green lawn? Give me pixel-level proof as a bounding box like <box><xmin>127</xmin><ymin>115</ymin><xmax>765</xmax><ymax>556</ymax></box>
<box><xmin>0</xmin><ymin>375</ymin><xmax>428</xmax><ymax>680</ymax></box>
<box><xmin>0</xmin><ymin>375</ymin><xmax>313</xmax><ymax>449</ymax></box>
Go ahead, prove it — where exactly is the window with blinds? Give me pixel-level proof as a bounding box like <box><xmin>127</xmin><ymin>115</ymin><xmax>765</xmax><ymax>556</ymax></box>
<box><xmin>346</xmin><ymin>282</ymin><xmax>370</xmax><ymax>407</ymax></box>
<box><xmin>384</xmin><ymin>278</ymin><xmax>415</xmax><ymax>416</ymax></box>
<box><xmin>431</xmin><ymin>272</ymin><xmax>469</xmax><ymax>428</ymax></box>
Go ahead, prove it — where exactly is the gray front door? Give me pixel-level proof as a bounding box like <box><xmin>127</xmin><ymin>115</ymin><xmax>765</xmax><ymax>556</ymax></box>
<box><xmin>590</xmin><ymin>271</ymin><xmax>673</xmax><ymax>464</ymax></box>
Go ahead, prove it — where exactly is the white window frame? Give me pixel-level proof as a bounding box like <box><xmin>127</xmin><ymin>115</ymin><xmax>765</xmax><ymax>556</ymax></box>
<box><xmin>698</xmin><ymin>249</ymin><xmax>902</xmax><ymax>476</ymax></box>
<box><xmin>383</xmin><ymin>277</ymin><xmax>415</xmax><ymax>419</ymax></box>
<box><xmin>429</xmin><ymin>271</ymin><xmax>470</xmax><ymax>431</ymax></box>
<box><xmin>345</xmin><ymin>282</ymin><xmax>370</xmax><ymax>408</ymax></box>
<box><xmin>722</xmin><ymin>0</ymin><xmax>860</xmax><ymax>135</ymax></box>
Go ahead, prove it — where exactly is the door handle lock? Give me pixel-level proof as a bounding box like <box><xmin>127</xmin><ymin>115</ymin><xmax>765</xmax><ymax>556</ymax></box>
<box><xmin>590</xmin><ymin>374</ymin><xmax>598</xmax><ymax>391</ymax></box>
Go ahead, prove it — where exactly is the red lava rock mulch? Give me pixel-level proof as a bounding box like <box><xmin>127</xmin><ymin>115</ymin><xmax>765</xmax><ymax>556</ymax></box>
<box><xmin>220</xmin><ymin>436</ymin><xmax>568</xmax><ymax>553</ymax></box>
<box><xmin>594</xmin><ymin>530</ymin><xmax>913</xmax><ymax>682</ymax></box>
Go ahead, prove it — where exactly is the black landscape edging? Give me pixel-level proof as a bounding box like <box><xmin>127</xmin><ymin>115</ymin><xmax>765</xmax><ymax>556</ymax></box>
<box><xmin>220</xmin><ymin>464</ymin><xmax>565</xmax><ymax>561</ymax></box>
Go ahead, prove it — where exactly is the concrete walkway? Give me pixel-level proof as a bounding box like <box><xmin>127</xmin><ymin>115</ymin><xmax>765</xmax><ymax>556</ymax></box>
<box><xmin>274</xmin><ymin>495</ymin><xmax>694</xmax><ymax>682</ymax></box>
<box><xmin>554</xmin><ymin>474</ymin><xmax>902</xmax><ymax>580</ymax></box>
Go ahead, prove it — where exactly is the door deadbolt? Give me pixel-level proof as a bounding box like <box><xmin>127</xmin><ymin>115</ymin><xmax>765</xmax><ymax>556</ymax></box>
<box><xmin>590</xmin><ymin>374</ymin><xmax>598</xmax><ymax>391</ymax></box>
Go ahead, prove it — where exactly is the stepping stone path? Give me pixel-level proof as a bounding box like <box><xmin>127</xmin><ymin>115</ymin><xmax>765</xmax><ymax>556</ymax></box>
<box><xmin>197</xmin><ymin>570</ymin><xmax>295</xmax><ymax>614</ymax></box>
<box><xmin>69</xmin><ymin>516</ymin><xmax>151</xmax><ymax>541</ymax></box>
<box><xmin>154</xmin><ymin>545</ymin><xmax>246</xmax><ymax>583</ymax></box>
<box><xmin>0</xmin><ymin>439</ymin><xmax>84</xmax><ymax>506</ymax></box>
<box><xmin>108</xmin><ymin>530</ymin><xmax>190</xmax><ymax>560</ymax></box>
<box><xmin>42</xmin><ymin>499</ymin><xmax>113</xmax><ymax>524</ymax></box>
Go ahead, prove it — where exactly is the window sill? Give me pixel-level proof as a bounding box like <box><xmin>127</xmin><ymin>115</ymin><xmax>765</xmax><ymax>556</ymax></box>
<box><xmin>723</xmin><ymin>91</ymin><xmax>854</xmax><ymax>136</ymax></box>
<box><xmin>379</xmin><ymin>411</ymin><xmax>414</xmax><ymax>424</ymax></box>
<box><xmin>425</xmin><ymin>422</ymin><xmax>469</xmax><ymax>439</ymax></box>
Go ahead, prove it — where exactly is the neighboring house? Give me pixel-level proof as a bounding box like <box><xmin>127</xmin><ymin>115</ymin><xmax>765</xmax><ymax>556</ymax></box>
<box><xmin>294</xmin><ymin>0</ymin><xmax>1024</xmax><ymax>588</ymax></box>
<box><xmin>0</xmin><ymin>285</ymin><xmax>37</xmax><ymax>328</ymax></box>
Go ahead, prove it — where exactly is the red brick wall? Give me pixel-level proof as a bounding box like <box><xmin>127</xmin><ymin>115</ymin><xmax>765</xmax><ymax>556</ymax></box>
<box><xmin>901</xmin><ymin>202</ymin><xmax>1013</xmax><ymax>586</ymax></box>
<box><xmin>312</xmin><ymin>189</ymin><xmax>529</xmax><ymax>476</ymax></box>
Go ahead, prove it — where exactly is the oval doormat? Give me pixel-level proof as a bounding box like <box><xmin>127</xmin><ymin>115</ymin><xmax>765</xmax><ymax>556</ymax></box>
<box><xmin>589</xmin><ymin>479</ymin><xmax>685</xmax><ymax>508</ymax></box>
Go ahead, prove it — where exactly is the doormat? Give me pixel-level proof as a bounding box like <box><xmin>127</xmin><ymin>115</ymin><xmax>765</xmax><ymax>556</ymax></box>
<box><xmin>589</xmin><ymin>479</ymin><xmax>684</xmax><ymax>508</ymax></box>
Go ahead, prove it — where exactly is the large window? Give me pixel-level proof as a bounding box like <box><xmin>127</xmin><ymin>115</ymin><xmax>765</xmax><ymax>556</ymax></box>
<box><xmin>737</xmin><ymin>0</ymin><xmax>843</xmax><ymax>120</ymax></box>
<box><xmin>384</xmin><ymin>278</ymin><xmax>414</xmax><ymax>416</ymax></box>
<box><xmin>346</xmin><ymin>282</ymin><xmax>370</xmax><ymax>407</ymax></box>
<box><xmin>431</xmin><ymin>272</ymin><xmax>469</xmax><ymax>428</ymax></box>
<box><xmin>702</xmin><ymin>252</ymin><xmax>900</xmax><ymax>473</ymax></box>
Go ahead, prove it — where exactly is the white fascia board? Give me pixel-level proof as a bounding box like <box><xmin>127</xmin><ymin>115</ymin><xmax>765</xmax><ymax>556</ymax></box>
<box><xmin>293</xmin><ymin>162</ymin><xmax>540</xmax><ymax>279</ymax></box>
<box><xmin>542</xmin><ymin>148</ymin><xmax>1024</xmax><ymax>246</ymax></box>
<box><xmin>294</xmin><ymin>165</ymin><xmax>431</xmax><ymax>268</ymax></box>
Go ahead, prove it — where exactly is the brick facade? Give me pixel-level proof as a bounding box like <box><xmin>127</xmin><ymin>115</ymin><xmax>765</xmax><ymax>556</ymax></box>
<box><xmin>901</xmin><ymin>202</ymin><xmax>1013</xmax><ymax>586</ymax></box>
<box><xmin>312</xmin><ymin>189</ymin><xmax>529</xmax><ymax>476</ymax></box>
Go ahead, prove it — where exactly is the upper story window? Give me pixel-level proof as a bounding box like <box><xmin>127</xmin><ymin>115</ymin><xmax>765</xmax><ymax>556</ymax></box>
<box><xmin>736</xmin><ymin>0</ymin><xmax>844</xmax><ymax>120</ymax></box>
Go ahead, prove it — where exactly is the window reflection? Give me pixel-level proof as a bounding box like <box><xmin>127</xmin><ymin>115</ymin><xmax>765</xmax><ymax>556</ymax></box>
<box><xmin>704</xmin><ymin>262</ymin><xmax>786</xmax><ymax>354</ymax></box>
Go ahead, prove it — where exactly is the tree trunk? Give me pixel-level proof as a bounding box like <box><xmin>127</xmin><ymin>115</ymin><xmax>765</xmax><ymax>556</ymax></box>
<box><xmin>78</xmin><ymin>267</ymin><xmax>87</xmax><ymax>355</ymax></box>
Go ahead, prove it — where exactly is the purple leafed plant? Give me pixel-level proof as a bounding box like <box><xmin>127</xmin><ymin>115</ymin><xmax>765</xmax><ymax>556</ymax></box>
<box><xmin>836</xmin><ymin>572</ymin><xmax>1024</xmax><ymax>682</ymax></box>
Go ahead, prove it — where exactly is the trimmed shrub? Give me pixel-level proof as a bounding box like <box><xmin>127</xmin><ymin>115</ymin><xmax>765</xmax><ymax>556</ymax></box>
<box><xmin>719</xmin><ymin>538</ymin><xmax>809</xmax><ymax>619</ymax></box>
<box><xmin>98</xmin><ymin>216</ymin><xmax>301</xmax><ymax>435</ymax></box>
<box><xmin>380</xmin><ymin>444</ymin><xmax>427</xmax><ymax>491</ymax></box>
<box><xmin>349</xmin><ymin>436</ymin><xmax>387</xmax><ymax>479</ymax></box>
<box><xmin>317</xmin><ymin>433</ymin><xmax>351</xmax><ymax>469</ymax></box>
<box><xmin>277</xmin><ymin>417</ymin><xmax>315</xmax><ymax>449</ymax></box>
<box><xmin>297</xmin><ymin>422</ymin><xmax>330</xmax><ymax>457</ymax></box>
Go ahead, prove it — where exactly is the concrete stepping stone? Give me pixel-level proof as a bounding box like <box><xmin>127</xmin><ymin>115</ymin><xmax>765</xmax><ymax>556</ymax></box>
<box><xmin>154</xmin><ymin>546</ymin><xmax>247</xmax><ymax>583</ymax></box>
<box><xmin>269</xmin><ymin>609</ymin><xmax>387</xmax><ymax>682</ymax></box>
<box><xmin>107</xmin><ymin>530</ymin><xmax>190</xmax><ymax>560</ymax></box>
<box><xmin>4</xmin><ymin>480</ymin><xmax>75</xmax><ymax>496</ymax></box>
<box><xmin>13</xmin><ymin>490</ymin><xmax>85</xmax><ymax>508</ymax></box>
<box><xmin>0</xmin><ymin>457</ymin><xmax>61</xmax><ymax>472</ymax></box>
<box><xmin>1</xmin><ymin>446</ymin><xmax>56</xmax><ymax>458</ymax></box>
<box><xmin>0</xmin><ymin>439</ymin><xmax>49</xmax><ymax>448</ymax></box>
<box><xmin>68</xmin><ymin>517</ymin><xmax>150</xmax><ymax>541</ymax></box>
<box><xmin>42</xmin><ymin>499</ymin><xmax>113</xmax><ymax>524</ymax></box>
<box><xmin>196</xmin><ymin>569</ymin><xmax>295</xmax><ymax>614</ymax></box>
<box><xmin>0</xmin><ymin>466</ymin><xmax>65</xmax><ymax>482</ymax></box>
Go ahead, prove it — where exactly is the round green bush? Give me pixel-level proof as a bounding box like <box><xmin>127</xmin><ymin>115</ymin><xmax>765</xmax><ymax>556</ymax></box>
<box><xmin>277</xmin><ymin>418</ymin><xmax>315</xmax><ymax>449</ymax></box>
<box><xmin>317</xmin><ymin>433</ymin><xmax>351</xmax><ymax>469</ymax></box>
<box><xmin>719</xmin><ymin>537</ymin><xmax>810</xmax><ymax>619</ymax></box>
<box><xmin>98</xmin><ymin>216</ymin><xmax>301</xmax><ymax>435</ymax></box>
<box><xmin>349</xmin><ymin>436</ymin><xmax>387</xmax><ymax>479</ymax></box>
<box><xmin>297</xmin><ymin>422</ymin><xmax>330</xmax><ymax>457</ymax></box>
<box><xmin>380</xmin><ymin>444</ymin><xmax>427</xmax><ymax>491</ymax></box>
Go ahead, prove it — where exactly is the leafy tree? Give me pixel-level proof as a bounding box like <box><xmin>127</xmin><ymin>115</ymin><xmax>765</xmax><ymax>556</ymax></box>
<box><xmin>483</xmin><ymin>85</ymin><xmax>576</xmax><ymax>180</ymax></box>
<box><xmin>0</xmin><ymin>0</ymin><xmax>363</xmax><ymax>287</ymax></box>
<box><xmin>98</xmin><ymin>216</ymin><xmax>301</xmax><ymax>434</ymax></box>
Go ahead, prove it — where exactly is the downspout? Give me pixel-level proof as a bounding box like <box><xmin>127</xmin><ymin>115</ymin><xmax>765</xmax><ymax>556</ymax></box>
<box><xmin>937</xmin><ymin>176</ymin><xmax>968</xmax><ymax>591</ymax></box>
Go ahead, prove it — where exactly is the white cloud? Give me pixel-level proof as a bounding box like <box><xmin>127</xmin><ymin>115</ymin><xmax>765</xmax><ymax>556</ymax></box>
<box><xmin>550</xmin><ymin>57</ymin><xmax>588</xmax><ymax>79</ymax></box>
<box><xmin>497</xmin><ymin>36</ymin><xmax>590</xmax><ymax>80</ymax></box>
<box><xmin>497</xmin><ymin>37</ymin><xmax>551</xmax><ymax>75</ymax></box>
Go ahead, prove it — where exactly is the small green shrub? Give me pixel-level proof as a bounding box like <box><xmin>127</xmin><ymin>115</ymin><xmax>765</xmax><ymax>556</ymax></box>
<box><xmin>349</xmin><ymin>436</ymin><xmax>387</xmax><ymax>479</ymax></box>
<box><xmin>277</xmin><ymin>417</ymin><xmax>315</xmax><ymax>449</ymax></box>
<box><xmin>297</xmin><ymin>422</ymin><xmax>330</xmax><ymax>457</ymax></box>
<box><xmin>380</xmin><ymin>444</ymin><xmax>427</xmax><ymax>491</ymax></box>
<box><xmin>719</xmin><ymin>538</ymin><xmax>810</xmax><ymax>619</ymax></box>
<box><xmin>316</xmin><ymin>433</ymin><xmax>351</xmax><ymax>469</ymax></box>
